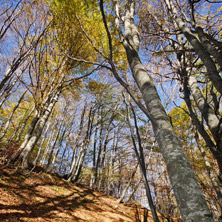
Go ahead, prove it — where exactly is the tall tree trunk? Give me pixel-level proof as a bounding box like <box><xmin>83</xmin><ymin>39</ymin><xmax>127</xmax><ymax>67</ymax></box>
<box><xmin>68</xmin><ymin>103</ymin><xmax>87</xmax><ymax>178</ymax></box>
<box><xmin>13</xmin><ymin>89</ymin><xmax>61</xmax><ymax>168</ymax></box>
<box><xmin>33</xmin><ymin>119</ymin><xmax>52</xmax><ymax>166</ymax></box>
<box><xmin>45</xmin><ymin>120</ymin><xmax>63</xmax><ymax>171</ymax></box>
<box><xmin>104</xmin><ymin>1</ymin><xmax>214</xmax><ymax>221</ymax></box>
<box><xmin>68</xmin><ymin>105</ymin><xmax>94</xmax><ymax>182</ymax></box>
<box><xmin>196</xmin><ymin>26</ymin><xmax>222</xmax><ymax>71</ymax></box>
<box><xmin>165</xmin><ymin>0</ymin><xmax>222</xmax><ymax>94</ymax></box>
<box><xmin>90</xmin><ymin>125</ymin><xmax>99</xmax><ymax>187</ymax></box>
<box><xmin>124</xmin><ymin>97</ymin><xmax>159</xmax><ymax>222</ymax></box>
<box><xmin>188</xmin><ymin>75</ymin><xmax>221</xmax><ymax>140</ymax></box>
<box><xmin>40</xmin><ymin>127</ymin><xmax>56</xmax><ymax>167</ymax></box>
<box><xmin>181</xmin><ymin>68</ymin><xmax>222</xmax><ymax>179</ymax></box>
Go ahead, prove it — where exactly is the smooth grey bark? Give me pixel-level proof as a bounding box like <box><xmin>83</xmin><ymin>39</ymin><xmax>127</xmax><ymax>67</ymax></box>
<box><xmin>33</xmin><ymin>119</ymin><xmax>52</xmax><ymax>166</ymax></box>
<box><xmin>40</xmin><ymin>127</ymin><xmax>57</xmax><ymax>167</ymax></box>
<box><xmin>162</xmin><ymin>15</ymin><xmax>222</xmax><ymax>178</ymax></box>
<box><xmin>14</xmin><ymin>89</ymin><xmax>61</xmax><ymax>168</ymax></box>
<box><xmin>46</xmin><ymin>119</ymin><xmax>64</xmax><ymax>171</ymax></box>
<box><xmin>68</xmin><ymin>143</ymin><xmax>87</xmax><ymax>182</ymax></box>
<box><xmin>141</xmin><ymin>2</ymin><xmax>221</xmax><ymax>218</ymax></box>
<box><xmin>68</xmin><ymin>103</ymin><xmax>87</xmax><ymax>179</ymax></box>
<box><xmin>17</xmin><ymin>110</ymin><xmax>39</xmax><ymax>150</ymax></box>
<box><xmin>182</xmin><ymin>73</ymin><xmax>221</xmax><ymax>160</ymax></box>
<box><xmin>165</xmin><ymin>0</ymin><xmax>222</xmax><ymax>94</ymax></box>
<box><xmin>177</xmin><ymin>53</ymin><xmax>222</xmax><ymax>177</ymax></box>
<box><xmin>196</xmin><ymin>26</ymin><xmax>222</xmax><ymax>71</ymax></box>
<box><xmin>110</xmin><ymin>1</ymin><xmax>213</xmax><ymax>221</ymax></box>
<box><xmin>68</xmin><ymin>105</ymin><xmax>94</xmax><ymax>182</ymax></box>
<box><xmin>188</xmin><ymin>75</ymin><xmax>222</xmax><ymax>141</ymax></box>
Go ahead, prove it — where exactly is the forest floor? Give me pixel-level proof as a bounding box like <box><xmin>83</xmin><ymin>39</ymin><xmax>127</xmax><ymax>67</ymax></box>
<box><xmin>0</xmin><ymin>167</ymin><xmax>180</xmax><ymax>222</ymax></box>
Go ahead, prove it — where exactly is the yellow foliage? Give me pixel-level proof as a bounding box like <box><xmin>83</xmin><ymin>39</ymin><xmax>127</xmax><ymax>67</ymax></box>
<box><xmin>87</xmin><ymin>80</ymin><xmax>107</xmax><ymax>93</ymax></box>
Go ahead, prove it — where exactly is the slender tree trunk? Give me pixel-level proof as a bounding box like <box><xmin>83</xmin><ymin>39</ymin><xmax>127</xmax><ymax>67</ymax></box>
<box><xmin>0</xmin><ymin>90</ymin><xmax>27</xmax><ymax>140</ymax></box>
<box><xmin>9</xmin><ymin>105</ymin><xmax>30</xmax><ymax>142</ymax></box>
<box><xmin>188</xmin><ymin>75</ymin><xmax>221</xmax><ymax>139</ymax></box>
<box><xmin>90</xmin><ymin>125</ymin><xmax>98</xmax><ymax>187</ymax></box>
<box><xmin>181</xmin><ymin>71</ymin><xmax>222</xmax><ymax>177</ymax></box>
<box><xmin>45</xmin><ymin>125</ymin><xmax>62</xmax><ymax>171</ymax></box>
<box><xmin>0</xmin><ymin>72</ymin><xmax>22</xmax><ymax>109</ymax></box>
<box><xmin>118</xmin><ymin>162</ymin><xmax>139</xmax><ymax>203</ymax></box>
<box><xmin>110</xmin><ymin>1</ymin><xmax>213</xmax><ymax>221</ymax></box>
<box><xmin>52</xmin><ymin>128</ymin><xmax>66</xmax><ymax>170</ymax></box>
<box><xmin>196</xmin><ymin>26</ymin><xmax>222</xmax><ymax>71</ymax></box>
<box><xmin>59</xmin><ymin>118</ymin><xmax>75</xmax><ymax>174</ymax></box>
<box><xmin>68</xmin><ymin>105</ymin><xmax>94</xmax><ymax>182</ymax></box>
<box><xmin>124</xmin><ymin>172</ymin><xmax>143</xmax><ymax>203</ymax></box>
<box><xmin>32</xmin><ymin>115</ymin><xmax>55</xmax><ymax>166</ymax></box>
<box><xmin>68</xmin><ymin>145</ymin><xmax>86</xmax><ymax>182</ymax></box>
<box><xmin>40</xmin><ymin>128</ymin><xmax>56</xmax><ymax>167</ymax></box>
<box><xmin>124</xmin><ymin>97</ymin><xmax>159</xmax><ymax>222</ymax></box>
<box><xmin>13</xmin><ymin>89</ymin><xmax>61</xmax><ymax>168</ymax></box>
<box><xmin>68</xmin><ymin>103</ymin><xmax>87</xmax><ymax>176</ymax></box>
<box><xmin>165</xmin><ymin>0</ymin><xmax>222</xmax><ymax>94</ymax></box>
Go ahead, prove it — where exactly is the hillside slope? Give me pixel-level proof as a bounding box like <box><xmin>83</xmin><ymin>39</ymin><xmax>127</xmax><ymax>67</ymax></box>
<box><xmin>0</xmin><ymin>167</ymin><xmax>153</xmax><ymax>222</ymax></box>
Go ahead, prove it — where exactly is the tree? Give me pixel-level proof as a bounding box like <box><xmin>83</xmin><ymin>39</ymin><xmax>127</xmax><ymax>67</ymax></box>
<box><xmin>99</xmin><ymin>0</ymin><xmax>213</xmax><ymax>221</ymax></box>
<box><xmin>164</xmin><ymin>0</ymin><xmax>222</xmax><ymax>94</ymax></box>
<box><xmin>169</xmin><ymin>103</ymin><xmax>222</xmax><ymax>220</ymax></box>
<box><xmin>1</xmin><ymin>0</ymin><xmax>221</xmax><ymax>220</ymax></box>
<box><xmin>124</xmin><ymin>94</ymin><xmax>159</xmax><ymax>222</ymax></box>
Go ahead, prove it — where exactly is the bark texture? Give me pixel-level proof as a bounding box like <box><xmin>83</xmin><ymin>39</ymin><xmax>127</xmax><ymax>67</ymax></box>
<box><xmin>111</xmin><ymin>1</ymin><xmax>213</xmax><ymax>221</ymax></box>
<box><xmin>165</xmin><ymin>0</ymin><xmax>222</xmax><ymax>95</ymax></box>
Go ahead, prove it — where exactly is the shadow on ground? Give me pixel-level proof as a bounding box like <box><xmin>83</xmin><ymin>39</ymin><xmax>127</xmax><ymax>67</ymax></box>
<box><xmin>0</xmin><ymin>168</ymin><xmax>152</xmax><ymax>222</ymax></box>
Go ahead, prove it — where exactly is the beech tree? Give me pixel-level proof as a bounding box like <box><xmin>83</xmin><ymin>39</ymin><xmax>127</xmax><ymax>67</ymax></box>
<box><xmin>124</xmin><ymin>94</ymin><xmax>159</xmax><ymax>222</ymax></box>
<box><xmin>97</xmin><ymin>0</ymin><xmax>213</xmax><ymax>221</ymax></box>
<box><xmin>1</xmin><ymin>0</ymin><xmax>222</xmax><ymax>220</ymax></box>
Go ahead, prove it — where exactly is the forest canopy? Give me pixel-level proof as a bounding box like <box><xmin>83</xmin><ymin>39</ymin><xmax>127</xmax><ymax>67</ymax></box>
<box><xmin>0</xmin><ymin>0</ymin><xmax>221</xmax><ymax>221</ymax></box>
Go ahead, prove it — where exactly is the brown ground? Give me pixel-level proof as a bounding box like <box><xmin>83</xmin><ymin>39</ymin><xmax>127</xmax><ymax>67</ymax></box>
<box><xmin>0</xmin><ymin>167</ymin><xmax>154</xmax><ymax>222</ymax></box>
